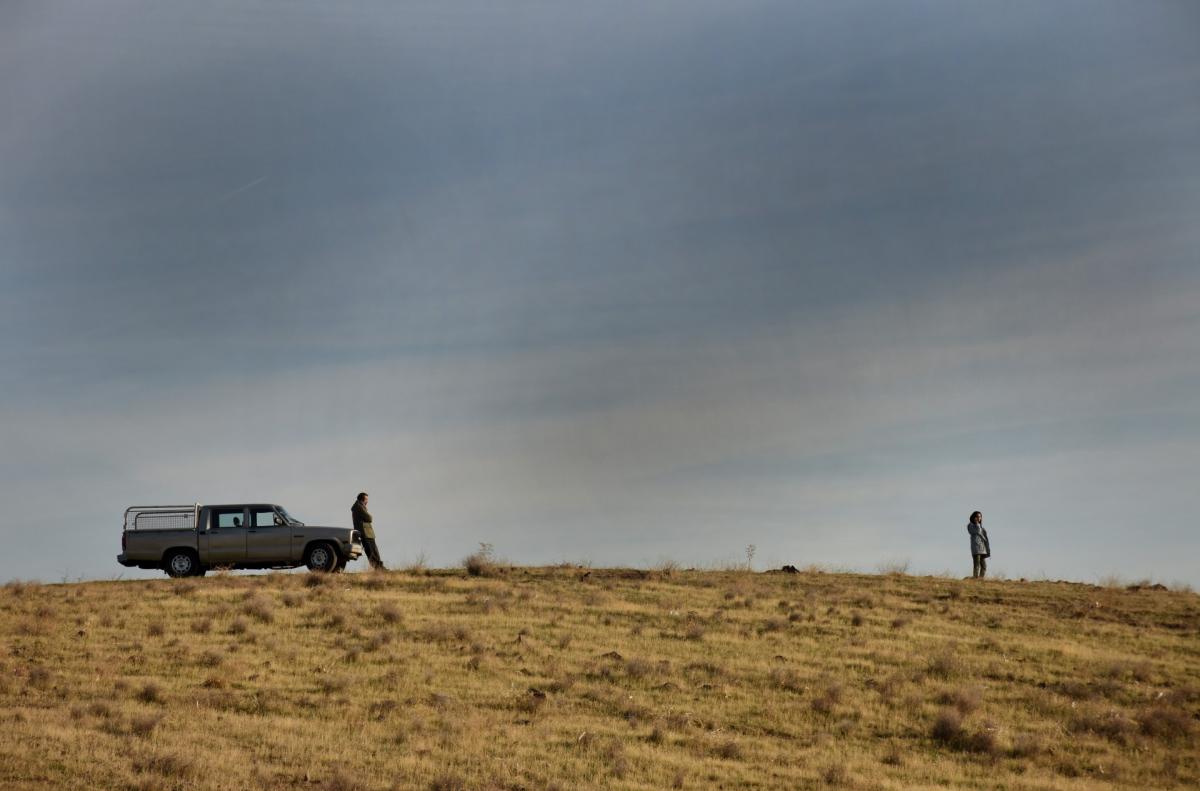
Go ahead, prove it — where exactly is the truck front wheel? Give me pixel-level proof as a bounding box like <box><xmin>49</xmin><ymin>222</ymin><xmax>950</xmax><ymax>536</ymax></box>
<box><xmin>164</xmin><ymin>549</ymin><xmax>201</xmax><ymax>578</ymax></box>
<box><xmin>305</xmin><ymin>542</ymin><xmax>339</xmax><ymax>573</ymax></box>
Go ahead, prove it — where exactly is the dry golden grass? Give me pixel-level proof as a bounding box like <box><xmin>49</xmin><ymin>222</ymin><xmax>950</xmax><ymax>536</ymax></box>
<box><xmin>1</xmin><ymin>567</ymin><xmax>1198</xmax><ymax>789</ymax></box>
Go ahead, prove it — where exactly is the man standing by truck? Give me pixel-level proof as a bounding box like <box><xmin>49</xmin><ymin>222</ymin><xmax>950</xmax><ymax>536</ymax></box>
<box><xmin>352</xmin><ymin>492</ymin><xmax>385</xmax><ymax>571</ymax></box>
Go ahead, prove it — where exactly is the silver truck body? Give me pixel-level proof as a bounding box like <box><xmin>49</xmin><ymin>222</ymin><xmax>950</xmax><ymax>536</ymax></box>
<box><xmin>118</xmin><ymin>503</ymin><xmax>363</xmax><ymax>577</ymax></box>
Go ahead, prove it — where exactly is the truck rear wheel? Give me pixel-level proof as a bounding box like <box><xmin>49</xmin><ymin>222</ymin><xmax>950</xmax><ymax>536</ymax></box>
<box><xmin>305</xmin><ymin>542</ymin><xmax>338</xmax><ymax>573</ymax></box>
<box><xmin>164</xmin><ymin>549</ymin><xmax>200</xmax><ymax>578</ymax></box>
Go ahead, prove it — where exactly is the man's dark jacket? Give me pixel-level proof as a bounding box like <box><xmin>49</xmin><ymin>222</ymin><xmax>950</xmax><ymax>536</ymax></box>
<box><xmin>352</xmin><ymin>501</ymin><xmax>376</xmax><ymax>540</ymax></box>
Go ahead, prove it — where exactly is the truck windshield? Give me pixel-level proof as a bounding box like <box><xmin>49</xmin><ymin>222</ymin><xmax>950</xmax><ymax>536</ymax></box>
<box><xmin>276</xmin><ymin>507</ymin><xmax>303</xmax><ymax>526</ymax></box>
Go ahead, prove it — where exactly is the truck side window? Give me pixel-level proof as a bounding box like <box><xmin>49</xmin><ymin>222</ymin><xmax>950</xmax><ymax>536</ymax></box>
<box><xmin>214</xmin><ymin>510</ymin><xmax>244</xmax><ymax>529</ymax></box>
<box><xmin>253</xmin><ymin>510</ymin><xmax>278</xmax><ymax>528</ymax></box>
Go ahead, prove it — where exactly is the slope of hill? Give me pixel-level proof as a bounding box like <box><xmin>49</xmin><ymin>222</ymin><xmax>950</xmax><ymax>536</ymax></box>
<box><xmin>1</xmin><ymin>567</ymin><xmax>1197</xmax><ymax>790</ymax></box>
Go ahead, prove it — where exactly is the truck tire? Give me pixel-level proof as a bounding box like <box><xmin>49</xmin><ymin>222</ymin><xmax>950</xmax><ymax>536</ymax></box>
<box><xmin>164</xmin><ymin>549</ymin><xmax>200</xmax><ymax>578</ymax></box>
<box><xmin>305</xmin><ymin>542</ymin><xmax>338</xmax><ymax>573</ymax></box>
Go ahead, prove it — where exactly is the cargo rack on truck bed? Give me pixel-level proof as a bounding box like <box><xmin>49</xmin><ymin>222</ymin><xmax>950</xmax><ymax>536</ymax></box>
<box><xmin>123</xmin><ymin>504</ymin><xmax>200</xmax><ymax>532</ymax></box>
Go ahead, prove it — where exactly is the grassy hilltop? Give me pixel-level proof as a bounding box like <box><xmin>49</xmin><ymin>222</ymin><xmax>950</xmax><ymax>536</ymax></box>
<box><xmin>1</xmin><ymin>566</ymin><xmax>1197</xmax><ymax>790</ymax></box>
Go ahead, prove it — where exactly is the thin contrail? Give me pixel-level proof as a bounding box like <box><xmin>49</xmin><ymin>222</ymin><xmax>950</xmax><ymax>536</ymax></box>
<box><xmin>216</xmin><ymin>176</ymin><xmax>268</xmax><ymax>203</ymax></box>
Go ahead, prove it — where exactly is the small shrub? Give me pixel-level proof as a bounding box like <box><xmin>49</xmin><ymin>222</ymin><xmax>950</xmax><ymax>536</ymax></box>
<box><xmin>823</xmin><ymin>765</ymin><xmax>849</xmax><ymax>785</ymax></box>
<box><xmin>227</xmin><ymin>618</ymin><xmax>248</xmax><ymax>635</ymax></box>
<box><xmin>811</xmin><ymin>682</ymin><xmax>843</xmax><ymax>715</ymax></box>
<box><xmin>602</xmin><ymin>741</ymin><xmax>629</xmax><ymax>778</ymax></box>
<box><xmin>365</xmin><ymin>632</ymin><xmax>393</xmax><ymax>652</ymax></box>
<box><xmin>320</xmin><ymin>770</ymin><xmax>365</xmax><ymax>791</ymax></box>
<box><xmin>927</xmin><ymin>653</ymin><xmax>960</xmax><ymax>679</ymax></box>
<box><xmin>428</xmin><ymin>776</ymin><xmax>466</xmax><ymax>791</ymax></box>
<box><xmin>938</xmin><ymin>686</ymin><xmax>982</xmax><ymax>715</ymax></box>
<box><xmin>464</xmin><ymin>543</ymin><xmax>498</xmax><ymax>577</ymax></box>
<box><xmin>134</xmin><ymin>750</ymin><xmax>196</xmax><ymax>778</ymax></box>
<box><xmin>242</xmin><ymin>597</ymin><xmax>274</xmax><ymax>623</ymax></box>
<box><xmin>130</xmin><ymin>713</ymin><xmax>165</xmax><ymax>737</ymax></box>
<box><xmin>137</xmin><ymin>683</ymin><xmax>165</xmax><ymax>704</ymax></box>
<box><xmin>1010</xmin><ymin>733</ymin><xmax>1041</xmax><ymax>758</ymax></box>
<box><xmin>146</xmin><ymin>622</ymin><xmax>165</xmax><ymax>637</ymax></box>
<box><xmin>1138</xmin><ymin>706</ymin><xmax>1193</xmax><ymax>742</ymax></box>
<box><xmin>378</xmin><ymin>603</ymin><xmax>403</xmax><ymax>624</ymax></box>
<box><xmin>88</xmin><ymin>702</ymin><xmax>115</xmax><ymax>719</ymax></box>
<box><xmin>877</xmin><ymin>559</ymin><xmax>910</xmax><ymax>576</ymax></box>
<box><xmin>1070</xmin><ymin>708</ymin><xmax>1138</xmax><ymax>745</ymax></box>
<box><xmin>770</xmin><ymin>667</ymin><xmax>804</xmax><ymax>694</ymax></box>
<box><xmin>624</xmin><ymin>657</ymin><xmax>654</xmax><ymax>679</ymax></box>
<box><xmin>931</xmin><ymin>708</ymin><xmax>964</xmax><ymax>744</ymax></box>
<box><xmin>190</xmin><ymin>618</ymin><xmax>212</xmax><ymax>634</ymax></box>
<box><xmin>713</xmin><ymin>739</ymin><xmax>742</xmax><ymax>760</ymax></box>
<box><xmin>964</xmin><ymin>725</ymin><xmax>999</xmax><ymax>755</ymax></box>
<box><xmin>759</xmin><ymin>618</ymin><xmax>788</xmax><ymax>634</ymax></box>
<box><xmin>319</xmin><ymin>676</ymin><xmax>350</xmax><ymax>694</ymax></box>
<box><xmin>198</xmin><ymin>650</ymin><xmax>223</xmax><ymax>667</ymax></box>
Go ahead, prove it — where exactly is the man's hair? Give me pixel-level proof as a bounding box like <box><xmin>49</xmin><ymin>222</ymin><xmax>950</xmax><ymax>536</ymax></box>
<box><xmin>357</xmin><ymin>492</ymin><xmax>368</xmax><ymax>502</ymax></box>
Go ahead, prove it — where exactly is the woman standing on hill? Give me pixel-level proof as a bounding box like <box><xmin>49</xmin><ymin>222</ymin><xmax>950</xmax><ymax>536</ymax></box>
<box><xmin>967</xmin><ymin>511</ymin><xmax>990</xmax><ymax>578</ymax></box>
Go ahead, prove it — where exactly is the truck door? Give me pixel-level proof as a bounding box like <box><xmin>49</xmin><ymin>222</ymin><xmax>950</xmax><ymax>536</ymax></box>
<box><xmin>203</xmin><ymin>507</ymin><xmax>248</xmax><ymax>564</ymax></box>
<box><xmin>247</xmin><ymin>507</ymin><xmax>293</xmax><ymax>563</ymax></box>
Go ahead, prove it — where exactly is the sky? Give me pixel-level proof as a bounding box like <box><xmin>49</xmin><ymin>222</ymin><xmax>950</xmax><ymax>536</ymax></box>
<box><xmin>1</xmin><ymin>1</ymin><xmax>1198</xmax><ymax>584</ymax></box>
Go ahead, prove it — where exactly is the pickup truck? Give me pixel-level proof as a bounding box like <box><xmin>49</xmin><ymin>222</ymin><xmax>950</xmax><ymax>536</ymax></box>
<box><xmin>118</xmin><ymin>503</ymin><xmax>363</xmax><ymax>577</ymax></box>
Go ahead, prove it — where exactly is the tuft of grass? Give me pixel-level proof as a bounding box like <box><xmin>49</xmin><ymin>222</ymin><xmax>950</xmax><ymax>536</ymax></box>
<box><xmin>137</xmin><ymin>682</ymin><xmax>165</xmax><ymax>704</ymax></box>
<box><xmin>1070</xmin><ymin>707</ymin><xmax>1138</xmax><ymax>745</ymax></box>
<box><xmin>931</xmin><ymin>708</ymin><xmax>965</xmax><ymax>744</ymax></box>
<box><xmin>623</xmin><ymin>657</ymin><xmax>656</xmax><ymax>679</ymax></box>
<box><xmin>823</xmin><ymin>764</ymin><xmax>849</xmax><ymax>785</ymax></box>
<box><xmin>198</xmin><ymin>650</ymin><xmax>224</xmax><ymax>667</ymax></box>
<box><xmin>712</xmin><ymin>739</ymin><xmax>742</xmax><ymax>760</ymax></box>
<box><xmin>378</xmin><ymin>603</ymin><xmax>403</xmax><ymax>624</ymax></box>
<box><xmin>876</xmin><ymin>559</ymin><xmax>910</xmax><ymax>576</ymax></box>
<box><xmin>926</xmin><ymin>652</ymin><xmax>960</xmax><ymax>679</ymax></box>
<box><xmin>134</xmin><ymin>750</ymin><xmax>197</xmax><ymax>779</ymax></box>
<box><xmin>1009</xmin><ymin>733</ymin><xmax>1042</xmax><ymax>758</ymax></box>
<box><xmin>811</xmin><ymin>682</ymin><xmax>843</xmax><ymax>715</ymax></box>
<box><xmin>938</xmin><ymin>685</ymin><xmax>982</xmax><ymax>715</ymax></box>
<box><xmin>130</xmin><ymin>713</ymin><xmax>165</xmax><ymax>738</ymax></box>
<box><xmin>1138</xmin><ymin>706</ymin><xmax>1193</xmax><ymax>742</ymax></box>
<box><xmin>428</xmin><ymin>776</ymin><xmax>466</xmax><ymax>791</ymax></box>
<box><xmin>242</xmin><ymin>596</ymin><xmax>274</xmax><ymax>623</ymax></box>
<box><xmin>769</xmin><ymin>667</ymin><xmax>804</xmax><ymax>694</ymax></box>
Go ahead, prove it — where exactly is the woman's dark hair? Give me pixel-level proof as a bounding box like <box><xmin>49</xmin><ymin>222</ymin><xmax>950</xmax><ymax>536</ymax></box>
<box><xmin>969</xmin><ymin>511</ymin><xmax>982</xmax><ymax>523</ymax></box>
<box><xmin>357</xmin><ymin>492</ymin><xmax>369</xmax><ymax>502</ymax></box>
